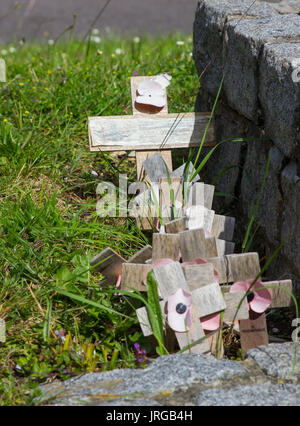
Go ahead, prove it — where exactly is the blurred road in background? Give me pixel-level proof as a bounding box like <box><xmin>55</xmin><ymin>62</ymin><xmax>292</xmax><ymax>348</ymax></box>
<box><xmin>0</xmin><ymin>0</ymin><xmax>199</xmax><ymax>43</ymax></box>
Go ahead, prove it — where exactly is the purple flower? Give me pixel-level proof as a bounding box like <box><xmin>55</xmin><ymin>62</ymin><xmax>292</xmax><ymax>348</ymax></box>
<box><xmin>134</xmin><ymin>343</ymin><xmax>150</xmax><ymax>365</ymax></box>
<box><xmin>133</xmin><ymin>71</ymin><xmax>139</xmax><ymax>76</ymax></box>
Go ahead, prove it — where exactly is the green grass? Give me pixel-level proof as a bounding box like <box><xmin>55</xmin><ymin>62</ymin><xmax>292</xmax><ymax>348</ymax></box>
<box><xmin>0</xmin><ymin>33</ymin><xmax>198</xmax><ymax>405</ymax></box>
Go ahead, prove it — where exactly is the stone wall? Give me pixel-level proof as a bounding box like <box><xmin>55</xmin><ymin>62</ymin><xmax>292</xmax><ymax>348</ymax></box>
<box><xmin>193</xmin><ymin>0</ymin><xmax>300</xmax><ymax>292</ymax></box>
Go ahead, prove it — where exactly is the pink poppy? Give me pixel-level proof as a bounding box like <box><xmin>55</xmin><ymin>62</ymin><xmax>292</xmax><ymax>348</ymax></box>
<box><xmin>200</xmin><ymin>312</ymin><xmax>239</xmax><ymax>331</ymax></box>
<box><xmin>116</xmin><ymin>274</ymin><xmax>122</xmax><ymax>288</ymax></box>
<box><xmin>136</xmin><ymin>80</ymin><xmax>166</xmax><ymax>108</ymax></box>
<box><xmin>229</xmin><ymin>278</ymin><xmax>271</xmax><ymax>313</ymax></box>
<box><xmin>167</xmin><ymin>288</ymin><xmax>192</xmax><ymax>332</ymax></box>
<box><xmin>201</xmin><ymin>312</ymin><xmax>222</xmax><ymax>331</ymax></box>
<box><xmin>136</xmin><ymin>74</ymin><xmax>171</xmax><ymax>108</ymax></box>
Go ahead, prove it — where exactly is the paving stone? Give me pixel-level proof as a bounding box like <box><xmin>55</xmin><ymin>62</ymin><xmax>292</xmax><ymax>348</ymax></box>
<box><xmin>247</xmin><ymin>343</ymin><xmax>300</xmax><ymax>382</ymax></box>
<box><xmin>195</xmin><ymin>382</ymin><xmax>300</xmax><ymax>406</ymax></box>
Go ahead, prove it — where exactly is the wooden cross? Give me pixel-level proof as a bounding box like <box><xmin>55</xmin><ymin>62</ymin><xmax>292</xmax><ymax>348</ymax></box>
<box><xmin>89</xmin><ymin>75</ymin><xmax>215</xmax><ymax>230</ymax></box>
<box><xmin>0</xmin><ymin>59</ymin><xmax>6</xmax><ymax>83</ymax></box>
<box><xmin>90</xmin><ymin>245</ymin><xmax>152</xmax><ymax>287</ymax></box>
<box><xmin>136</xmin><ymin>260</ymin><xmax>227</xmax><ymax>354</ymax></box>
<box><xmin>88</xmin><ymin>75</ymin><xmax>215</xmax><ymax>180</ymax></box>
<box><xmin>192</xmin><ymin>249</ymin><xmax>292</xmax><ymax>353</ymax></box>
<box><xmin>130</xmin><ymin>154</ymin><xmax>235</xmax><ymax>234</ymax></box>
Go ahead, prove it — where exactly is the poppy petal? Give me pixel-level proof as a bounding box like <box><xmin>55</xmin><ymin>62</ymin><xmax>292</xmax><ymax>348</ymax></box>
<box><xmin>250</xmin><ymin>282</ymin><xmax>271</xmax><ymax>313</ymax></box>
<box><xmin>230</xmin><ymin>280</ymin><xmax>250</xmax><ymax>293</ymax></box>
<box><xmin>168</xmin><ymin>288</ymin><xmax>192</xmax><ymax>312</ymax></box>
<box><xmin>136</xmin><ymin>94</ymin><xmax>165</xmax><ymax>108</ymax></box>
<box><xmin>168</xmin><ymin>308</ymin><xmax>191</xmax><ymax>332</ymax></box>
<box><xmin>201</xmin><ymin>312</ymin><xmax>221</xmax><ymax>331</ymax></box>
<box><xmin>115</xmin><ymin>274</ymin><xmax>122</xmax><ymax>288</ymax></box>
<box><xmin>167</xmin><ymin>288</ymin><xmax>192</xmax><ymax>332</ymax></box>
<box><xmin>230</xmin><ymin>279</ymin><xmax>271</xmax><ymax>313</ymax></box>
<box><xmin>137</xmin><ymin>80</ymin><xmax>165</xmax><ymax>97</ymax></box>
<box><xmin>154</xmin><ymin>74</ymin><xmax>172</xmax><ymax>89</ymax></box>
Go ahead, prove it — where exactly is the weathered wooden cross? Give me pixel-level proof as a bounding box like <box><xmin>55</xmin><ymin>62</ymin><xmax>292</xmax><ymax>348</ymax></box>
<box><xmin>88</xmin><ymin>75</ymin><xmax>215</xmax><ymax>179</ymax></box>
<box><xmin>136</xmin><ymin>260</ymin><xmax>226</xmax><ymax>354</ymax></box>
<box><xmin>88</xmin><ymin>75</ymin><xmax>215</xmax><ymax>229</ymax></box>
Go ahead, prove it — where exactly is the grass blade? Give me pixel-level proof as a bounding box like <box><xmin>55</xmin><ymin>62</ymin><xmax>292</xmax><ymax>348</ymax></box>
<box><xmin>43</xmin><ymin>298</ymin><xmax>52</xmax><ymax>342</ymax></box>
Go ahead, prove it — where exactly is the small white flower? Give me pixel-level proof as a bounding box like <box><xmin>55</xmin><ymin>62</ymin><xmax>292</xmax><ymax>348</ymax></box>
<box><xmin>1</xmin><ymin>49</ymin><xmax>7</xmax><ymax>55</ymax></box>
<box><xmin>48</xmin><ymin>39</ymin><xmax>54</xmax><ymax>46</ymax></box>
<box><xmin>9</xmin><ymin>47</ymin><xmax>16</xmax><ymax>53</ymax></box>
<box><xmin>115</xmin><ymin>48</ymin><xmax>123</xmax><ymax>55</ymax></box>
<box><xmin>176</xmin><ymin>41</ymin><xmax>184</xmax><ymax>46</ymax></box>
<box><xmin>91</xmin><ymin>35</ymin><xmax>101</xmax><ymax>43</ymax></box>
<box><xmin>92</xmin><ymin>28</ymin><xmax>99</xmax><ymax>35</ymax></box>
<box><xmin>91</xmin><ymin>170</ymin><xmax>98</xmax><ymax>177</ymax></box>
<box><xmin>133</xmin><ymin>36</ymin><xmax>140</xmax><ymax>43</ymax></box>
<box><xmin>189</xmin><ymin>52</ymin><xmax>193</xmax><ymax>57</ymax></box>
<box><xmin>97</xmin><ymin>50</ymin><xmax>103</xmax><ymax>55</ymax></box>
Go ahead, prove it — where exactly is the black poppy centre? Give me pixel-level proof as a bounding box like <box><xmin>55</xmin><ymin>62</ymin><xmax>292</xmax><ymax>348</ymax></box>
<box><xmin>176</xmin><ymin>303</ymin><xmax>187</xmax><ymax>314</ymax></box>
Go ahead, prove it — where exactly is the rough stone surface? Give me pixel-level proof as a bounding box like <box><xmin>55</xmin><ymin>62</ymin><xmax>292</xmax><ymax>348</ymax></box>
<box><xmin>281</xmin><ymin>163</ymin><xmax>300</xmax><ymax>273</ymax></box>
<box><xmin>241</xmin><ymin>141</ymin><xmax>284</xmax><ymax>247</ymax></box>
<box><xmin>195</xmin><ymin>383</ymin><xmax>300</xmax><ymax>406</ymax></box>
<box><xmin>247</xmin><ymin>343</ymin><xmax>300</xmax><ymax>382</ymax></box>
<box><xmin>193</xmin><ymin>0</ymin><xmax>277</xmax><ymax>97</ymax></box>
<box><xmin>36</xmin><ymin>344</ymin><xmax>300</xmax><ymax>405</ymax></box>
<box><xmin>260</xmin><ymin>42</ymin><xmax>300</xmax><ymax>158</ymax></box>
<box><xmin>264</xmin><ymin>0</ymin><xmax>300</xmax><ymax>14</ymax></box>
<box><xmin>37</xmin><ymin>353</ymin><xmax>249</xmax><ymax>405</ymax></box>
<box><xmin>224</xmin><ymin>14</ymin><xmax>300</xmax><ymax>123</ymax></box>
